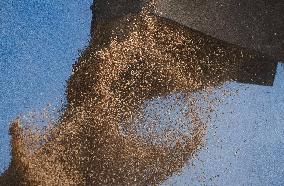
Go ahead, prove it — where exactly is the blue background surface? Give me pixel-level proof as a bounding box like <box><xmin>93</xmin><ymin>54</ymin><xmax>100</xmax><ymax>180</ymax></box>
<box><xmin>0</xmin><ymin>0</ymin><xmax>93</xmax><ymax>173</ymax></box>
<box><xmin>1</xmin><ymin>1</ymin><xmax>283</xmax><ymax>185</ymax></box>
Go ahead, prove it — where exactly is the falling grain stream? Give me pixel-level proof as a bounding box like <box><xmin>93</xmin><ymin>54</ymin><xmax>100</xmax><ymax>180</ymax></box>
<box><xmin>1</xmin><ymin>0</ymin><xmax>281</xmax><ymax>185</ymax></box>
